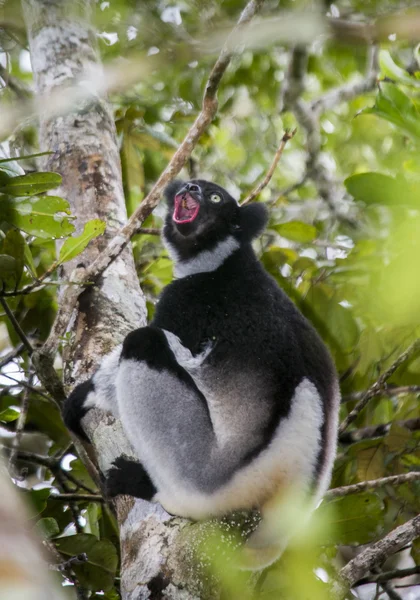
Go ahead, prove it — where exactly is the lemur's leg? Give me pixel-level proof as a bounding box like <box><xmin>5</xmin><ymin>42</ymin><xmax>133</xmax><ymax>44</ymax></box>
<box><xmin>62</xmin><ymin>345</ymin><xmax>122</xmax><ymax>440</ymax></box>
<box><xmin>109</xmin><ymin>326</ymin><xmax>227</xmax><ymax>503</ymax></box>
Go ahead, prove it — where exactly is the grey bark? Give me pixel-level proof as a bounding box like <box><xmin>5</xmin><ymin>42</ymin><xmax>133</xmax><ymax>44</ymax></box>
<box><xmin>22</xmin><ymin>2</ymin><xmax>217</xmax><ymax>598</ymax></box>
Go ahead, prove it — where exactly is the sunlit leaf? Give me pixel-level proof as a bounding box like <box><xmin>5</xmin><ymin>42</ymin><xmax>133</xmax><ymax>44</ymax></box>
<box><xmin>364</xmin><ymin>82</ymin><xmax>420</xmax><ymax>141</ymax></box>
<box><xmin>0</xmin><ymin>407</ymin><xmax>19</xmax><ymax>422</ymax></box>
<box><xmin>2</xmin><ymin>195</ymin><xmax>75</xmax><ymax>238</ymax></box>
<box><xmin>379</xmin><ymin>50</ymin><xmax>420</xmax><ymax>88</ymax></box>
<box><xmin>58</xmin><ymin>219</ymin><xmax>106</xmax><ymax>263</ymax></box>
<box><xmin>274</xmin><ymin>221</ymin><xmax>317</xmax><ymax>243</ymax></box>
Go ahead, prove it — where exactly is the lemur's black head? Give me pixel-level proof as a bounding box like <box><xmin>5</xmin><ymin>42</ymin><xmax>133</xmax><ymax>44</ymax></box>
<box><xmin>163</xmin><ymin>179</ymin><xmax>268</xmax><ymax>261</ymax></box>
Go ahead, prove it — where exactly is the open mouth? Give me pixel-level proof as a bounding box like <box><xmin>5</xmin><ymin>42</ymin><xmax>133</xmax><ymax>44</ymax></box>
<box><xmin>173</xmin><ymin>192</ymin><xmax>200</xmax><ymax>224</ymax></box>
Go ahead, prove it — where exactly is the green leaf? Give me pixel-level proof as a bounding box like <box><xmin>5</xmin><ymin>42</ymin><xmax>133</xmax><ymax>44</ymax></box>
<box><xmin>55</xmin><ymin>534</ymin><xmax>118</xmax><ymax>592</ymax></box>
<box><xmin>0</xmin><ymin>172</ymin><xmax>62</xmax><ymax>196</ymax></box>
<box><xmin>22</xmin><ymin>238</ymin><xmax>37</xmax><ymax>278</ymax></box>
<box><xmin>0</xmin><ymin>151</ymin><xmax>52</xmax><ymax>164</ymax></box>
<box><xmin>379</xmin><ymin>50</ymin><xmax>420</xmax><ymax>88</ymax></box>
<box><xmin>317</xmin><ymin>493</ymin><xmax>385</xmax><ymax>545</ymax></box>
<box><xmin>274</xmin><ymin>221</ymin><xmax>317</xmax><ymax>243</ymax></box>
<box><xmin>0</xmin><ymin>254</ymin><xmax>19</xmax><ymax>290</ymax></box>
<box><xmin>2</xmin><ymin>229</ymin><xmax>25</xmax><ymax>286</ymax></box>
<box><xmin>36</xmin><ymin>517</ymin><xmax>60</xmax><ymax>539</ymax></box>
<box><xmin>3</xmin><ymin>195</ymin><xmax>75</xmax><ymax>239</ymax></box>
<box><xmin>345</xmin><ymin>173</ymin><xmax>398</xmax><ymax>205</ymax></box>
<box><xmin>364</xmin><ymin>82</ymin><xmax>420</xmax><ymax>141</ymax></box>
<box><xmin>345</xmin><ymin>172</ymin><xmax>419</xmax><ymax>207</ymax></box>
<box><xmin>58</xmin><ymin>219</ymin><xmax>106</xmax><ymax>263</ymax></box>
<box><xmin>28</xmin><ymin>488</ymin><xmax>51</xmax><ymax>516</ymax></box>
<box><xmin>0</xmin><ymin>407</ymin><xmax>19</xmax><ymax>422</ymax></box>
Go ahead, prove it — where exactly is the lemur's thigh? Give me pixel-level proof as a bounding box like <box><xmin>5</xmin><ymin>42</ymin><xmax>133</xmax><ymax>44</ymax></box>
<box><xmin>116</xmin><ymin>326</ymin><xmax>225</xmax><ymax>491</ymax></box>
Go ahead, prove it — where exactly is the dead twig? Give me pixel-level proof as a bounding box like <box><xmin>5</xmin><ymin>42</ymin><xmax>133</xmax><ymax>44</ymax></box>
<box><xmin>241</xmin><ymin>129</ymin><xmax>297</xmax><ymax>206</ymax></box>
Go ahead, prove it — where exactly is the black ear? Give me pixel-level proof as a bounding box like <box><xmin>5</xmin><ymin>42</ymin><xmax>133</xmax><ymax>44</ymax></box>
<box><xmin>164</xmin><ymin>179</ymin><xmax>186</xmax><ymax>207</ymax></box>
<box><xmin>237</xmin><ymin>203</ymin><xmax>268</xmax><ymax>242</ymax></box>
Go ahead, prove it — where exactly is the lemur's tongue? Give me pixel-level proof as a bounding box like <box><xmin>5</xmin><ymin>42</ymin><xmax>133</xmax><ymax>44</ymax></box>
<box><xmin>173</xmin><ymin>192</ymin><xmax>200</xmax><ymax>224</ymax></box>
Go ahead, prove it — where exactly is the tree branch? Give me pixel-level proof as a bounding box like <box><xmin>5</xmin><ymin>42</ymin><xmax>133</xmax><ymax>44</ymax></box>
<box><xmin>310</xmin><ymin>45</ymin><xmax>379</xmax><ymax>114</ymax></box>
<box><xmin>50</xmin><ymin>493</ymin><xmax>104</xmax><ymax>503</ymax></box>
<box><xmin>355</xmin><ymin>566</ymin><xmax>420</xmax><ymax>587</ymax></box>
<box><xmin>339</xmin><ymin>339</ymin><xmax>420</xmax><ymax>434</ymax></box>
<box><xmin>339</xmin><ymin>417</ymin><xmax>420</xmax><ymax>444</ymax></box>
<box><xmin>325</xmin><ymin>472</ymin><xmax>420</xmax><ymax>499</ymax></box>
<box><xmin>339</xmin><ymin>514</ymin><xmax>420</xmax><ymax>590</ymax></box>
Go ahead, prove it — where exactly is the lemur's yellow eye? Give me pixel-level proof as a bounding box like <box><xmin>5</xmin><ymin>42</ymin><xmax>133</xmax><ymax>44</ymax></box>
<box><xmin>210</xmin><ymin>193</ymin><xmax>221</xmax><ymax>203</ymax></box>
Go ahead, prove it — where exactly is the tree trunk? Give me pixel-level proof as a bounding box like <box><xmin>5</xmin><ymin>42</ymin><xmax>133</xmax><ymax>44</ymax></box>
<box><xmin>22</xmin><ymin>2</ymin><xmax>209</xmax><ymax>597</ymax></box>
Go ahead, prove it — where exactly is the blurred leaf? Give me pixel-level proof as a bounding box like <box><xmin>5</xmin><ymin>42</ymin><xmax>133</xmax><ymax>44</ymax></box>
<box><xmin>364</xmin><ymin>82</ymin><xmax>420</xmax><ymax>141</ymax></box>
<box><xmin>317</xmin><ymin>493</ymin><xmax>385</xmax><ymax>545</ymax></box>
<box><xmin>345</xmin><ymin>172</ymin><xmax>419</xmax><ymax>207</ymax></box>
<box><xmin>379</xmin><ymin>50</ymin><xmax>420</xmax><ymax>88</ymax></box>
<box><xmin>55</xmin><ymin>534</ymin><xmax>118</xmax><ymax>592</ymax></box>
<box><xmin>274</xmin><ymin>221</ymin><xmax>317</xmax><ymax>243</ymax></box>
<box><xmin>0</xmin><ymin>172</ymin><xmax>62</xmax><ymax>196</ymax></box>
<box><xmin>58</xmin><ymin>219</ymin><xmax>106</xmax><ymax>263</ymax></box>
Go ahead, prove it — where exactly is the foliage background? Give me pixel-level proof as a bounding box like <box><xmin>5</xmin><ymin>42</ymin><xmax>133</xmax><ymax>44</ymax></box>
<box><xmin>0</xmin><ymin>0</ymin><xmax>420</xmax><ymax>598</ymax></box>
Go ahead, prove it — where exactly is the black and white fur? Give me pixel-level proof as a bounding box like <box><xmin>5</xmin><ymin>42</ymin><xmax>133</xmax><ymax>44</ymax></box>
<box><xmin>63</xmin><ymin>179</ymin><xmax>339</xmax><ymax>567</ymax></box>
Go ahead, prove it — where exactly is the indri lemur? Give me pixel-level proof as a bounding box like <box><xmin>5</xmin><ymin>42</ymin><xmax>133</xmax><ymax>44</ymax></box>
<box><xmin>63</xmin><ymin>179</ymin><xmax>339</xmax><ymax>567</ymax></box>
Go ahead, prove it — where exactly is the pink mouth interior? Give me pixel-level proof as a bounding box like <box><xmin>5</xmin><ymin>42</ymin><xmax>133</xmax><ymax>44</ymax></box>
<box><xmin>173</xmin><ymin>192</ymin><xmax>200</xmax><ymax>224</ymax></box>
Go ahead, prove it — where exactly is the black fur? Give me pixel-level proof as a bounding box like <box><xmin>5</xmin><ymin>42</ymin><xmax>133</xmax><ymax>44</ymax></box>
<box><xmin>62</xmin><ymin>379</ymin><xmax>94</xmax><ymax>441</ymax></box>
<box><xmin>105</xmin><ymin>456</ymin><xmax>157</xmax><ymax>500</ymax></box>
<box><xmin>158</xmin><ymin>179</ymin><xmax>336</xmax><ymax>471</ymax></box>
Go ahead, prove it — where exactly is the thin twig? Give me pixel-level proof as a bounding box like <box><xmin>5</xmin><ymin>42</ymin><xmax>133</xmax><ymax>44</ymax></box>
<box><xmin>339</xmin><ymin>418</ymin><xmax>420</xmax><ymax>444</ymax></box>
<box><xmin>339</xmin><ymin>514</ymin><xmax>420</xmax><ymax>589</ymax></box>
<box><xmin>2</xmin><ymin>373</ymin><xmax>57</xmax><ymax>405</ymax></box>
<box><xmin>325</xmin><ymin>472</ymin><xmax>420</xmax><ymax>499</ymax></box>
<box><xmin>0</xmin><ymin>298</ymin><xmax>33</xmax><ymax>355</ymax></box>
<box><xmin>241</xmin><ymin>129</ymin><xmax>297</xmax><ymax>206</ymax></box>
<box><xmin>342</xmin><ymin>385</ymin><xmax>420</xmax><ymax>404</ymax></box>
<box><xmin>8</xmin><ymin>375</ymin><xmax>32</xmax><ymax>479</ymax></box>
<box><xmin>339</xmin><ymin>339</ymin><xmax>420</xmax><ymax>434</ymax></box>
<box><xmin>49</xmin><ymin>553</ymin><xmax>88</xmax><ymax>572</ymax></box>
<box><xmin>51</xmin><ymin>493</ymin><xmax>104</xmax><ymax>503</ymax></box>
<box><xmin>0</xmin><ymin>343</ymin><xmax>25</xmax><ymax>369</ymax></box>
<box><xmin>355</xmin><ymin>566</ymin><xmax>420</xmax><ymax>586</ymax></box>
